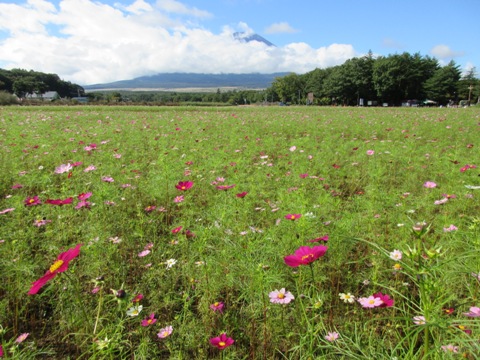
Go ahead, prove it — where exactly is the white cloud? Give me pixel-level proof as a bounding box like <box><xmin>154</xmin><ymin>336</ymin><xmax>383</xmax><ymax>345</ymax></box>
<box><xmin>430</xmin><ymin>44</ymin><xmax>464</xmax><ymax>59</ymax></box>
<box><xmin>0</xmin><ymin>0</ymin><xmax>357</xmax><ymax>85</ymax></box>
<box><xmin>265</xmin><ymin>22</ymin><xmax>298</xmax><ymax>34</ymax></box>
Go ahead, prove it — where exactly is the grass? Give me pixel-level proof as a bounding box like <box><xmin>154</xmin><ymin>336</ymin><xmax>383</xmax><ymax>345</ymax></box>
<box><xmin>0</xmin><ymin>105</ymin><xmax>479</xmax><ymax>359</ymax></box>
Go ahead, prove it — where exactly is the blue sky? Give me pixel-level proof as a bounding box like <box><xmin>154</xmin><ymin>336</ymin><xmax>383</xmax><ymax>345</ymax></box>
<box><xmin>0</xmin><ymin>0</ymin><xmax>478</xmax><ymax>85</ymax></box>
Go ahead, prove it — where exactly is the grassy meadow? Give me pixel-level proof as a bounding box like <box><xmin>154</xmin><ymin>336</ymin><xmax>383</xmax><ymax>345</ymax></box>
<box><xmin>0</xmin><ymin>105</ymin><xmax>479</xmax><ymax>359</ymax></box>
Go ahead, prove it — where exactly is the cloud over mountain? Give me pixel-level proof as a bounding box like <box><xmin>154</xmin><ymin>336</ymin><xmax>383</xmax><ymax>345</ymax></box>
<box><xmin>0</xmin><ymin>0</ymin><xmax>357</xmax><ymax>85</ymax></box>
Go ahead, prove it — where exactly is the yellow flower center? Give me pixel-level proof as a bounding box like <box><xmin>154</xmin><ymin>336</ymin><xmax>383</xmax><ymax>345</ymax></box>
<box><xmin>29</xmin><ymin>199</ymin><xmax>35</xmax><ymax>203</ymax></box>
<box><xmin>181</xmin><ymin>186</ymin><xmax>186</xmax><ymax>190</ymax></box>
<box><xmin>147</xmin><ymin>319</ymin><xmax>152</xmax><ymax>324</ymax></box>
<box><xmin>219</xmin><ymin>341</ymin><xmax>226</xmax><ymax>347</ymax></box>
<box><xmin>49</xmin><ymin>260</ymin><xmax>64</xmax><ymax>273</ymax></box>
<box><xmin>301</xmin><ymin>254</ymin><xmax>313</xmax><ymax>261</ymax></box>
<box><xmin>214</xmin><ymin>302</ymin><xmax>219</xmax><ymax>306</ymax></box>
<box><xmin>368</xmin><ymin>299</ymin><xmax>375</xmax><ymax>304</ymax></box>
<box><xmin>277</xmin><ymin>293</ymin><xmax>285</xmax><ymax>299</ymax></box>
<box><xmin>458</xmin><ymin>325</ymin><xmax>465</xmax><ymax>330</ymax></box>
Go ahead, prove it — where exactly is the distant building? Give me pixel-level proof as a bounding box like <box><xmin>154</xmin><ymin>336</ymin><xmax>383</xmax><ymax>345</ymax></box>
<box><xmin>29</xmin><ymin>91</ymin><xmax>60</xmax><ymax>101</ymax></box>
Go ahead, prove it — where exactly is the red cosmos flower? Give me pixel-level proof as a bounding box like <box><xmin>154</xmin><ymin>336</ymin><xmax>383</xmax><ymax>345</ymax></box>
<box><xmin>285</xmin><ymin>214</ymin><xmax>302</xmax><ymax>221</ymax></box>
<box><xmin>216</xmin><ymin>184</ymin><xmax>236</xmax><ymax>190</ymax></box>
<box><xmin>172</xmin><ymin>226</ymin><xmax>183</xmax><ymax>234</ymax></box>
<box><xmin>24</xmin><ymin>196</ymin><xmax>41</xmax><ymax>206</ymax></box>
<box><xmin>236</xmin><ymin>192</ymin><xmax>248</xmax><ymax>198</ymax></box>
<box><xmin>284</xmin><ymin>245</ymin><xmax>328</xmax><ymax>267</ymax></box>
<box><xmin>175</xmin><ymin>181</ymin><xmax>193</xmax><ymax>191</ymax></box>
<box><xmin>210</xmin><ymin>333</ymin><xmax>234</xmax><ymax>350</ymax></box>
<box><xmin>45</xmin><ymin>197</ymin><xmax>73</xmax><ymax>206</ymax></box>
<box><xmin>28</xmin><ymin>244</ymin><xmax>82</xmax><ymax>295</ymax></box>
<box><xmin>308</xmin><ymin>235</ymin><xmax>329</xmax><ymax>243</ymax></box>
<box><xmin>373</xmin><ymin>292</ymin><xmax>394</xmax><ymax>307</ymax></box>
<box><xmin>443</xmin><ymin>308</ymin><xmax>455</xmax><ymax>315</ymax></box>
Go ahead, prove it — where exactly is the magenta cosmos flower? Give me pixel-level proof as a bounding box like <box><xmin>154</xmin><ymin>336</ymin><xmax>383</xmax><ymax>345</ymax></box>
<box><xmin>284</xmin><ymin>245</ymin><xmax>328</xmax><ymax>267</ymax></box>
<box><xmin>175</xmin><ymin>181</ymin><xmax>193</xmax><ymax>191</ymax></box>
<box><xmin>141</xmin><ymin>313</ymin><xmax>157</xmax><ymax>327</ymax></box>
<box><xmin>373</xmin><ymin>292</ymin><xmax>394</xmax><ymax>307</ymax></box>
<box><xmin>28</xmin><ymin>244</ymin><xmax>82</xmax><ymax>295</ymax></box>
<box><xmin>45</xmin><ymin>197</ymin><xmax>73</xmax><ymax>206</ymax></box>
<box><xmin>269</xmin><ymin>288</ymin><xmax>295</xmax><ymax>304</ymax></box>
<box><xmin>210</xmin><ymin>301</ymin><xmax>225</xmax><ymax>313</ymax></box>
<box><xmin>24</xmin><ymin>196</ymin><xmax>41</xmax><ymax>206</ymax></box>
<box><xmin>285</xmin><ymin>214</ymin><xmax>302</xmax><ymax>221</ymax></box>
<box><xmin>210</xmin><ymin>333</ymin><xmax>234</xmax><ymax>350</ymax></box>
<box><xmin>423</xmin><ymin>181</ymin><xmax>437</xmax><ymax>188</ymax></box>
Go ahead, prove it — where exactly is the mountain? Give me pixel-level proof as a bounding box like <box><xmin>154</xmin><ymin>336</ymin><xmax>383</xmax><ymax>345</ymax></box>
<box><xmin>83</xmin><ymin>72</ymin><xmax>289</xmax><ymax>91</ymax></box>
<box><xmin>233</xmin><ymin>32</ymin><xmax>275</xmax><ymax>47</ymax></box>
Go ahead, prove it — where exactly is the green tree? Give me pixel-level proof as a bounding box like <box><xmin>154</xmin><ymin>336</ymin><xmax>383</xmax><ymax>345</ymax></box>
<box><xmin>424</xmin><ymin>60</ymin><xmax>461</xmax><ymax>105</ymax></box>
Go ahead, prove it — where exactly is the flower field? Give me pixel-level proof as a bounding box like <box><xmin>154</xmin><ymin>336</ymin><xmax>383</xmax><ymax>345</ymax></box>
<box><xmin>0</xmin><ymin>105</ymin><xmax>479</xmax><ymax>359</ymax></box>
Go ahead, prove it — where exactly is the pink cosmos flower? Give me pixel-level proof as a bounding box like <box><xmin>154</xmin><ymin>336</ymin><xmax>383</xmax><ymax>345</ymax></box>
<box><xmin>33</xmin><ymin>219</ymin><xmax>51</xmax><ymax>227</ymax></box>
<box><xmin>174</xmin><ymin>195</ymin><xmax>184</xmax><ymax>203</ymax></box>
<box><xmin>101</xmin><ymin>176</ymin><xmax>114</xmax><ymax>182</ymax></box>
<box><xmin>443</xmin><ymin>224</ymin><xmax>458</xmax><ymax>232</ymax></box>
<box><xmin>24</xmin><ymin>196</ymin><xmax>41</xmax><ymax>206</ymax></box>
<box><xmin>284</xmin><ymin>214</ymin><xmax>302</xmax><ymax>221</ymax></box>
<box><xmin>284</xmin><ymin>245</ymin><xmax>328</xmax><ymax>267</ymax></box>
<box><xmin>138</xmin><ymin>250</ymin><xmax>150</xmax><ymax>257</ymax></box>
<box><xmin>463</xmin><ymin>306</ymin><xmax>480</xmax><ymax>317</ymax></box>
<box><xmin>11</xmin><ymin>183</ymin><xmax>23</xmax><ymax>189</ymax></box>
<box><xmin>299</xmin><ymin>173</ymin><xmax>309</xmax><ymax>178</ymax></box>
<box><xmin>210</xmin><ymin>333</ymin><xmax>234</xmax><ymax>350</ymax></box>
<box><xmin>289</xmin><ymin>146</ymin><xmax>296</xmax><ymax>152</ymax></box>
<box><xmin>236</xmin><ymin>192</ymin><xmax>248</xmax><ymax>198</ymax></box>
<box><xmin>358</xmin><ymin>296</ymin><xmax>383</xmax><ymax>308</ymax></box>
<box><xmin>0</xmin><ymin>208</ymin><xmax>15</xmax><ymax>215</ymax></box>
<box><xmin>141</xmin><ymin>313</ymin><xmax>157</xmax><ymax>327</ymax></box>
<box><xmin>145</xmin><ymin>205</ymin><xmax>156</xmax><ymax>212</ymax></box>
<box><xmin>75</xmin><ymin>200</ymin><xmax>91</xmax><ymax>209</ymax></box>
<box><xmin>84</xmin><ymin>165</ymin><xmax>96</xmax><ymax>172</ymax></box>
<box><xmin>15</xmin><ymin>333</ymin><xmax>29</xmax><ymax>343</ymax></box>
<box><xmin>78</xmin><ymin>192</ymin><xmax>92</xmax><ymax>201</ymax></box>
<box><xmin>423</xmin><ymin>181</ymin><xmax>437</xmax><ymax>188</ymax></box>
<box><xmin>373</xmin><ymin>292</ymin><xmax>394</xmax><ymax>307</ymax></box>
<box><xmin>366</xmin><ymin>150</ymin><xmax>375</xmax><ymax>155</ymax></box>
<box><xmin>269</xmin><ymin>288</ymin><xmax>295</xmax><ymax>304</ymax></box>
<box><xmin>441</xmin><ymin>345</ymin><xmax>459</xmax><ymax>353</ymax></box>
<box><xmin>210</xmin><ymin>301</ymin><xmax>225</xmax><ymax>313</ymax></box>
<box><xmin>325</xmin><ymin>332</ymin><xmax>339</xmax><ymax>342</ymax></box>
<box><xmin>175</xmin><ymin>181</ymin><xmax>193</xmax><ymax>191</ymax></box>
<box><xmin>389</xmin><ymin>249</ymin><xmax>402</xmax><ymax>260</ymax></box>
<box><xmin>413</xmin><ymin>316</ymin><xmax>426</xmax><ymax>325</ymax></box>
<box><xmin>434</xmin><ymin>198</ymin><xmax>448</xmax><ymax>205</ymax></box>
<box><xmin>55</xmin><ymin>163</ymin><xmax>73</xmax><ymax>174</ymax></box>
<box><xmin>28</xmin><ymin>244</ymin><xmax>82</xmax><ymax>295</ymax></box>
<box><xmin>308</xmin><ymin>235</ymin><xmax>329</xmax><ymax>243</ymax></box>
<box><xmin>157</xmin><ymin>326</ymin><xmax>173</xmax><ymax>339</ymax></box>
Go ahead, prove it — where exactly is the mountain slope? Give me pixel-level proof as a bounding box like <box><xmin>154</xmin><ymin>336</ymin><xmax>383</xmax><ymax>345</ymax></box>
<box><xmin>84</xmin><ymin>72</ymin><xmax>289</xmax><ymax>90</ymax></box>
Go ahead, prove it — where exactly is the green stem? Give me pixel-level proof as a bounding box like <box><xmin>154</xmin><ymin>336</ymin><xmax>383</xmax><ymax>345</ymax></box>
<box><xmin>63</xmin><ymin>272</ymin><xmax>91</xmax><ymax>332</ymax></box>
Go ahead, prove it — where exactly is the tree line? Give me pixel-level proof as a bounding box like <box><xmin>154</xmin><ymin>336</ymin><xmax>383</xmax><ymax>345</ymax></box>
<box><xmin>0</xmin><ymin>68</ymin><xmax>85</xmax><ymax>99</ymax></box>
<box><xmin>269</xmin><ymin>52</ymin><xmax>479</xmax><ymax>106</ymax></box>
<box><xmin>1</xmin><ymin>51</ymin><xmax>478</xmax><ymax>106</ymax></box>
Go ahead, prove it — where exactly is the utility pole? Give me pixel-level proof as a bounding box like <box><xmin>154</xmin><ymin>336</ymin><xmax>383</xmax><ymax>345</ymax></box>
<box><xmin>468</xmin><ymin>85</ymin><xmax>474</xmax><ymax>106</ymax></box>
